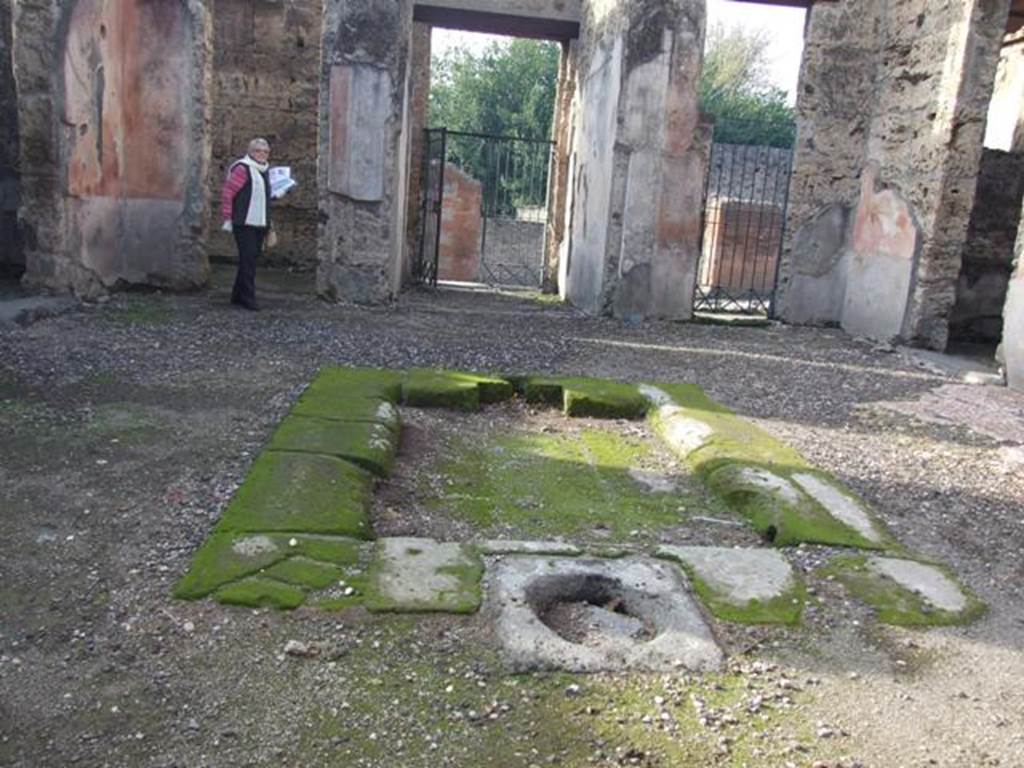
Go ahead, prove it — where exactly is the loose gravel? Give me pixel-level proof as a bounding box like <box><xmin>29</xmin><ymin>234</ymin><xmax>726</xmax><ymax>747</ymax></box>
<box><xmin>1</xmin><ymin>270</ymin><xmax>1022</xmax><ymax>767</ymax></box>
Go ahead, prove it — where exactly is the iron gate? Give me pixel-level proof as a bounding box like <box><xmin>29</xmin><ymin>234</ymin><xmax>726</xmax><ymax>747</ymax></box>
<box><xmin>414</xmin><ymin>128</ymin><xmax>554</xmax><ymax>289</ymax></box>
<box><xmin>694</xmin><ymin>119</ymin><xmax>795</xmax><ymax>316</ymax></box>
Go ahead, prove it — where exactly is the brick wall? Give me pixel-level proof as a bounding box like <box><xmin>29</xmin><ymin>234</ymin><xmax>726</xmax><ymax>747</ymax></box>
<box><xmin>437</xmin><ymin>163</ymin><xmax>483</xmax><ymax>282</ymax></box>
<box><xmin>208</xmin><ymin>0</ymin><xmax>322</xmax><ymax>270</ymax></box>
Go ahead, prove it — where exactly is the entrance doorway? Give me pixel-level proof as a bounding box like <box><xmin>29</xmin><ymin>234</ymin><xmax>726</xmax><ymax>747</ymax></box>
<box><xmin>414</xmin><ymin>128</ymin><xmax>555</xmax><ymax>289</ymax></box>
<box><xmin>407</xmin><ymin>23</ymin><xmax>565</xmax><ymax>292</ymax></box>
<box><xmin>693</xmin><ymin>118</ymin><xmax>795</xmax><ymax>317</ymax></box>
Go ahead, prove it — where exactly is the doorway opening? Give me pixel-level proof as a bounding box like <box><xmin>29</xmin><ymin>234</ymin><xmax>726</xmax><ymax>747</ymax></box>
<box><xmin>409</xmin><ymin>25</ymin><xmax>564</xmax><ymax>291</ymax></box>
<box><xmin>692</xmin><ymin>1</ymin><xmax>806</xmax><ymax>318</ymax></box>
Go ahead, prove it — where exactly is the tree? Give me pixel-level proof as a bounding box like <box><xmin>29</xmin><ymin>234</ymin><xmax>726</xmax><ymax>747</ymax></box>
<box><xmin>430</xmin><ymin>39</ymin><xmax>560</xmax><ymax>215</ymax></box>
<box><xmin>699</xmin><ymin>23</ymin><xmax>796</xmax><ymax>147</ymax></box>
<box><xmin>430</xmin><ymin>38</ymin><xmax>560</xmax><ymax>140</ymax></box>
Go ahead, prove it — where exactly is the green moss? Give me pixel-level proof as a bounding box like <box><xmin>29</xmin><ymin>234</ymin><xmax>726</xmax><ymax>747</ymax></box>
<box><xmin>427</xmin><ymin>426</ymin><xmax>713</xmax><ymax>540</ymax></box>
<box><xmin>707</xmin><ymin>463</ymin><xmax>879</xmax><ymax>549</ymax></box>
<box><xmin>648</xmin><ymin>382</ymin><xmax>893</xmax><ymax>549</ymax></box>
<box><xmin>402</xmin><ymin>369</ymin><xmax>480</xmax><ymax>410</ymax></box>
<box><xmin>213</xmin><ymin>451</ymin><xmax>373</xmax><ymax>538</ymax></box>
<box><xmin>823</xmin><ymin>555</ymin><xmax>986</xmax><ymax>627</ymax></box>
<box><xmin>267</xmin><ymin>416</ymin><xmax>397</xmax><ymax>476</ymax></box>
<box><xmin>649</xmin><ymin>382</ymin><xmax>805</xmax><ymax>473</ymax></box>
<box><xmin>687</xmin><ymin>568</ymin><xmax>803</xmax><ymax>625</ymax></box>
<box><xmin>520</xmin><ymin>375</ymin><xmax>650</xmax><ymax>418</ymax></box>
<box><xmin>174</xmin><ymin>533</ymin><xmax>367</xmax><ymax>601</ymax></box>
<box><xmin>292</xmin><ymin>393</ymin><xmax>400</xmax><ymax>432</ymax></box>
<box><xmin>561</xmin><ymin>377</ymin><xmax>649</xmax><ymax>419</ymax></box>
<box><xmin>173</xmin><ymin>533</ymin><xmax>290</xmax><ymax>600</ymax></box>
<box><xmin>522</xmin><ymin>376</ymin><xmax>565</xmax><ymax>407</ymax></box>
<box><xmin>401</xmin><ymin>369</ymin><xmax>515</xmax><ymax>410</ymax></box>
<box><xmin>214</xmin><ymin>576</ymin><xmax>307</xmax><ymax>609</ymax></box>
<box><xmin>308</xmin><ymin>366</ymin><xmax>404</xmax><ymax>403</ymax></box>
<box><xmin>263</xmin><ymin>556</ymin><xmax>347</xmax><ymax>589</ymax></box>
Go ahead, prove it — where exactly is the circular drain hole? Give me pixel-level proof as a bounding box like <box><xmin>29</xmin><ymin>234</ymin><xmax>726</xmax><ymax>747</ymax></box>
<box><xmin>526</xmin><ymin>573</ymin><xmax>657</xmax><ymax>647</ymax></box>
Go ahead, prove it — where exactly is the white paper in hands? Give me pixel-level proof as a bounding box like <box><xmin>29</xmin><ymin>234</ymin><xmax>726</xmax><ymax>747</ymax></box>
<box><xmin>269</xmin><ymin>166</ymin><xmax>298</xmax><ymax>199</ymax></box>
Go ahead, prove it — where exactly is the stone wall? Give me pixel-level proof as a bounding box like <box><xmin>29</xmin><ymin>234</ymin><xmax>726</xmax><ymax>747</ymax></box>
<box><xmin>0</xmin><ymin>0</ymin><xmax>21</xmax><ymax>276</ymax></box>
<box><xmin>563</xmin><ymin>0</ymin><xmax>709</xmax><ymax>321</ymax></box>
<box><xmin>14</xmin><ymin>0</ymin><xmax>212</xmax><ymax>297</ymax></box>
<box><xmin>207</xmin><ymin>0</ymin><xmax>323</xmax><ymax>271</ymax></box>
<box><xmin>779</xmin><ymin>0</ymin><xmax>1008</xmax><ymax>347</ymax></box>
<box><xmin>318</xmin><ymin>0</ymin><xmax>413</xmax><ymax>303</ymax></box>
<box><xmin>776</xmin><ymin>0</ymin><xmax>882</xmax><ymax>326</ymax></box>
<box><xmin>950</xmin><ymin>148</ymin><xmax>1024</xmax><ymax>343</ymax></box>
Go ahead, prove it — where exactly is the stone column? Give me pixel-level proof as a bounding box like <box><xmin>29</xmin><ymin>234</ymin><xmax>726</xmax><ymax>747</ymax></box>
<box><xmin>565</xmin><ymin>0</ymin><xmax>707</xmax><ymax>321</ymax></box>
<box><xmin>1005</xmin><ymin>216</ymin><xmax>1024</xmax><ymax>390</ymax></box>
<box><xmin>779</xmin><ymin>0</ymin><xmax>1008</xmax><ymax>349</ymax></box>
<box><xmin>317</xmin><ymin>0</ymin><xmax>413</xmax><ymax>303</ymax></box>
<box><xmin>542</xmin><ymin>41</ymin><xmax>576</xmax><ymax>294</ymax></box>
<box><xmin>870</xmin><ymin>0</ymin><xmax>1008</xmax><ymax>348</ymax></box>
<box><xmin>403</xmin><ymin>21</ymin><xmax>432</xmax><ymax>287</ymax></box>
<box><xmin>776</xmin><ymin>0</ymin><xmax>882</xmax><ymax>326</ymax></box>
<box><xmin>0</xmin><ymin>0</ymin><xmax>21</xmax><ymax>275</ymax></box>
<box><xmin>14</xmin><ymin>0</ymin><xmax>212</xmax><ymax>298</ymax></box>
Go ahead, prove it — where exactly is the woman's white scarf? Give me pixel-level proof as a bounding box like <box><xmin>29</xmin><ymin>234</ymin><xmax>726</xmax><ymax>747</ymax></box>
<box><xmin>235</xmin><ymin>155</ymin><xmax>270</xmax><ymax>227</ymax></box>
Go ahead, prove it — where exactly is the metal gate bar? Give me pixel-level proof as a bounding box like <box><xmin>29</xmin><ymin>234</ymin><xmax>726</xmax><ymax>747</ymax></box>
<box><xmin>415</xmin><ymin>128</ymin><xmax>555</xmax><ymax>289</ymax></box>
<box><xmin>694</xmin><ymin>119</ymin><xmax>795</xmax><ymax>316</ymax></box>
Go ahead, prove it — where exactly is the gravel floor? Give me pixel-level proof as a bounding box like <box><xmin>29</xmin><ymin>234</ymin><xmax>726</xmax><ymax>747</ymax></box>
<box><xmin>1</xmin><ymin>269</ymin><xmax>1022</xmax><ymax>767</ymax></box>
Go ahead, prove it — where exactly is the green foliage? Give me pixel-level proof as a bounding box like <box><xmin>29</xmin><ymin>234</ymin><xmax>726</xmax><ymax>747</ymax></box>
<box><xmin>430</xmin><ymin>38</ymin><xmax>560</xmax><ymax>216</ymax></box>
<box><xmin>699</xmin><ymin>23</ymin><xmax>796</xmax><ymax>147</ymax></box>
<box><xmin>430</xmin><ymin>38</ymin><xmax>560</xmax><ymax>141</ymax></box>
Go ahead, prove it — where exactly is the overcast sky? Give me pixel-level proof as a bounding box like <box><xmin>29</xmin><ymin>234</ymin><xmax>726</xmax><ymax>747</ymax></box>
<box><xmin>432</xmin><ymin>0</ymin><xmax>807</xmax><ymax>103</ymax></box>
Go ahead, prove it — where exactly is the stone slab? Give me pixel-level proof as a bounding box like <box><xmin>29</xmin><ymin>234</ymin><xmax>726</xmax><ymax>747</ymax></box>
<box><xmin>868</xmin><ymin>556</ymin><xmax>968</xmax><ymax>613</ymax></box>
<box><xmin>327</xmin><ymin>64</ymin><xmax>391</xmax><ymax>202</ymax></box>
<box><xmin>489</xmin><ymin>556</ymin><xmax>722</xmax><ymax>673</ymax></box>
<box><xmin>478</xmin><ymin>540</ymin><xmax>582</xmax><ymax>556</ymax></box>
<box><xmin>657</xmin><ymin>546</ymin><xmax>795</xmax><ymax>604</ymax></box>
<box><xmin>267</xmin><ymin>416</ymin><xmax>397</xmax><ymax>476</ymax></box>
<box><xmin>370</xmin><ymin>537</ymin><xmax>482</xmax><ymax>613</ymax></box>
<box><xmin>213</xmin><ymin>451</ymin><xmax>373</xmax><ymax>538</ymax></box>
<box><xmin>791</xmin><ymin>472</ymin><xmax>883</xmax><ymax>544</ymax></box>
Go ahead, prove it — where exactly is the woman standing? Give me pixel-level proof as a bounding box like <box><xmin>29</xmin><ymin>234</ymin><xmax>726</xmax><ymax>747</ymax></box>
<box><xmin>221</xmin><ymin>138</ymin><xmax>273</xmax><ymax>311</ymax></box>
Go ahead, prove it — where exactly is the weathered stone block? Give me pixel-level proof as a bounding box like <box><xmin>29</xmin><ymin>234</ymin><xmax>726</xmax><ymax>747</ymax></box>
<box><xmin>327</xmin><ymin>63</ymin><xmax>391</xmax><ymax>202</ymax></box>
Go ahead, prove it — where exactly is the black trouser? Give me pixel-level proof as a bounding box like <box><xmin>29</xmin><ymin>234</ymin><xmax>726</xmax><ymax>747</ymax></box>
<box><xmin>231</xmin><ymin>225</ymin><xmax>266</xmax><ymax>307</ymax></box>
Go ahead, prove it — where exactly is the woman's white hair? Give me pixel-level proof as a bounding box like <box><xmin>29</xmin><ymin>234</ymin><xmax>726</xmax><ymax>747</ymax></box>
<box><xmin>248</xmin><ymin>137</ymin><xmax>270</xmax><ymax>154</ymax></box>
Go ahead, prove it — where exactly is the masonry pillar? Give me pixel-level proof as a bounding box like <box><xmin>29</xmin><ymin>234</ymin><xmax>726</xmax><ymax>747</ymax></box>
<box><xmin>317</xmin><ymin>0</ymin><xmax>413</xmax><ymax>303</ymax></box>
<box><xmin>403</xmin><ymin>21</ymin><xmax>432</xmax><ymax>287</ymax></box>
<box><xmin>1003</xmin><ymin>203</ymin><xmax>1024</xmax><ymax>390</ymax></box>
<box><xmin>563</xmin><ymin>0</ymin><xmax>707</xmax><ymax>321</ymax></box>
<box><xmin>14</xmin><ymin>0</ymin><xmax>212</xmax><ymax>298</ymax></box>
<box><xmin>0</xmin><ymin>0</ymin><xmax>20</xmax><ymax>275</ymax></box>
<box><xmin>779</xmin><ymin>0</ymin><xmax>1008</xmax><ymax>348</ymax></box>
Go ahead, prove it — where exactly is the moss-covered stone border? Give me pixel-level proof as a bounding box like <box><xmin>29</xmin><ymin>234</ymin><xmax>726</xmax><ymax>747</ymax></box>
<box><xmin>822</xmin><ymin>555</ymin><xmax>986</xmax><ymax>627</ymax></box>
<box><xmin>175</xmin><ymin>366</ymin><xmax>931</xmax><ymax>617</ymax></box>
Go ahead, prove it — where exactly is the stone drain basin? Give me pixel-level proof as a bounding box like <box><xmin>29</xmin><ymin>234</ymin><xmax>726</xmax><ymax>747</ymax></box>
<box><xmin>490</xmin><ymin>557</ymin><xmax>723</xmax><ymax>672</ymax></box>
